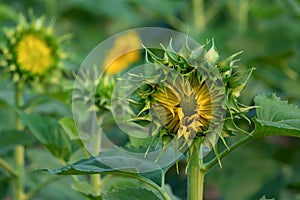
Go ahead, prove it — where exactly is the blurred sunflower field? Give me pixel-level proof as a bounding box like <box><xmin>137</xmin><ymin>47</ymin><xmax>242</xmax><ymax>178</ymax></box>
<box><xmin>0</xmin><ymin>0</ymin><xmax>300</xmax><ymax>200</ymax></box>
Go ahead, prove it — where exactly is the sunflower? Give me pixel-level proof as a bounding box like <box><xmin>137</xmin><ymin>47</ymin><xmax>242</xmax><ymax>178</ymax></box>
<box><xmin>127</xmin><ymin>39</ymin><xmax>254</xmax><ymax>149</ymax></box>
<box><xmin>1</xmin><ymin>12</ymin><xmax>63</xmax><ymax>81</ymax></box>
<box><xmin>103</xmin><ymin>31</ymin><xmax>141</xmax><ymax>75</ymax></box>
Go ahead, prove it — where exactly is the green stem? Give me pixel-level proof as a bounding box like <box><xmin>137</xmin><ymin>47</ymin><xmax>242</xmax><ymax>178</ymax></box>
<box><xmin>187</xmin><ymin>137</ymin><xmax>205</xmax><ymax>200</ymax></box>
<box><xmin>204</xmin><ymin>134</ymin><xmax>253</xmax><ymax>172</ymax></box>
<box><xmin>192</xmin><ymin>0</ymin><xmax>206</xmax><ymax>32</ymax></box>
<box><xmin>0</xmin><ymin>159</ymin><xmax>17</xmax><ymax>177</ymax></box>
<box><xmin>91</xmin><ymin>174</ymin><xmax>101</xmax><ymax>196</ymax></box>
<box><xmin>14</xmin><ymin>81</ymin><xmax>25</xmax><ymax>200</ymax></box>
<box><xmin>91</xmin><ymin>118</ymin><xmax>101</xmax><ymax>195</ymax></box>
<box><xmin>14</xmin><ymin>146</ymin><xmax>25</xmax><ymax>200</ymax></box>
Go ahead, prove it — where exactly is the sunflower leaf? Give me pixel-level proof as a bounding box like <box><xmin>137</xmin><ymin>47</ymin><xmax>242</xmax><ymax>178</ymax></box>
<box><xmin>104</xmin><ymin>188</ymin><xmax>160</xmax><ymax>200</ymax></box>
<box><xmin>47</xmin><ymin>148</ymin><xmax>164</xmax><ymax>186</ymax></box>
<box><xmin>253</xmin><ymin>94</ymin><xmax>300</xmax><ymax>137</ymax></box>
<box><xmin>16</xmin><ymin>110</ymin><xmax>79</xmax><ymax>160</ymax></box>
<box><xmin>259</xmin><ymin>195</ymin><xmax>275</xmax><ymax>200</ymax></box>
<box><xmin>0</xmin><ymin>130</ymin><xmax>35</xmax><ymax>155</ymax></box>
<box><xmin>71</xmin><ymin>180</ymin><xmax>101</xmax><ymax>199</ymax></box>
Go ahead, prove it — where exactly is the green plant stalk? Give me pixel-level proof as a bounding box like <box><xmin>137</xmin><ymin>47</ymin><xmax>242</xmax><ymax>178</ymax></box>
<box><xmin>192</xmin><ymin>0</ymin><xmax>206</xmax><ymax>31</ymax></box>
<box><xmin>91</xmin><ymin>118</ymin><xmax>101</xmax><ymax>196</ymax></box>
<box><xmin>14</xmin><ymin>81</ymin><xmax>25</xmax><ymax>200</ymax></box>
<box><xmin>187</xmin><ymin>137</ymin><xmax>205</xmax><ymax>200</ymax></box>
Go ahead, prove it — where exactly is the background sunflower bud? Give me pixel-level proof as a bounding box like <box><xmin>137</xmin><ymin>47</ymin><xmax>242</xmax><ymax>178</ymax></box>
<box><xmin>0</xmin><ymin>11</ymin><xmax>65</xmax><ymax>84</ymax></box>
<box><xmin>73</xmin><ymin>66</ymin><xmax>116</xmax><ymax>115</ymax></box>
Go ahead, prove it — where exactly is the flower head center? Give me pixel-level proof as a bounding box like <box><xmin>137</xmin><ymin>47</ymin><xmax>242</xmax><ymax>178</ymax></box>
<box><xmin>16</xmin><ymin>34</ymin><xmax>52</xmax><ymax>75</ymax></box>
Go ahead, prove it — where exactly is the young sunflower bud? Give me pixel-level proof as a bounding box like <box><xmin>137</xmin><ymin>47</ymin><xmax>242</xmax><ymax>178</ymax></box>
<box><xmin>1</xmin><ymin>11</ymin><xmax>65</xmax><ymax>83</ymax></box>
<box><xmin>127</xmin><ymin>39</ymin><xmax>253</xmax><ymax>151</ymax></box>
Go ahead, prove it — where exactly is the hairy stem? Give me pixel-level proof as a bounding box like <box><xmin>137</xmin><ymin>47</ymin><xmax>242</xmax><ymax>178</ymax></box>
<box><xmin>188</xmin><ymin>137</ymin><xmax>205</xmax><ymax>200</ymax></box>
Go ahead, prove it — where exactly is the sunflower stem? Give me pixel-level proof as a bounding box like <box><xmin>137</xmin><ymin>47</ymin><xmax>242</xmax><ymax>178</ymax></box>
<box><xmin>187</xmin><ymin>137</ymin><xmax>205</xmax><ymax>200</ymax></box>
<box><xmin>13</xmin><ymin>80</ymin><xmax>25</xmax><ymax>200</ymax></box>
<box><xmin>91</xmin><ymin>173</ymin><xmax>101</xmax><ymax>196</ymax></box>
<box><xmin>91</xmin><ymin>116</ymin><xmax>101</xmax><ymax>196</ymax></box>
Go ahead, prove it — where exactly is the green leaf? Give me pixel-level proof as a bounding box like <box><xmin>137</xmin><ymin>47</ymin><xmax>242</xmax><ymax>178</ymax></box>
<box><xmin>253</xmin><ymin>94</ymin><xmax>300</xmax><ymax>137</ymax></box>
<box><xmin>25</xmin><ymin>168</ymin><xmax>84</xmax><ymax>200</ymax></box>
<box><xmin>259</xmin><ymin>195</ymin><xmax>275</xmax><ymax>200</ymax></box>
<box><xmin>26</xmin><ymin>148</ymin><xmax>63</xmax><ymax>169</ymax></box>
<box><xmin>251</xmin><ymin>172</ymin><xmax>283</xmax><ymax>199</ymax></box>
<box><xmin>104</xmin><ymin>188</ymin><xmax>160</xmax><ymax>200</ymax></box>
<box><xmin>255</xmin><ymin>94</ymin><xmax>300</xmax><ymax>130</ymax></box>
<box><xmin>128</xmin><ymin>135</ymin><xmax>154</xmax><ymax>149</ymax></box>
<box><xmin>48</xmin><ymin>148</ymin><xmax>163</xmax><ymax>180</ymax></box>
<box><xmin>48</xmin><ymin>149</ymin><xmax>169</xmax><ymax>199</ymax></box>
<box><xmin>22</xmin><ymin>94</ymin><xmax>53</xmax><ymax>112</ymax></box>
<box><xmin>0</xmin><ymin>3</ymin><xmax>17</xmax><ymax>21</ymax></box>
<box><xmin>59</xmin><ymin>117</ymin><xmax>81</xmax><ymax>140</ymax></box>
<box><xmin>71</xmin><ymin>180</ymin><xmax>102</xmax><ymax>200</ymax></box>
<box><xmin>58</xmin><ymin>117</ymin><xmax>85</xmax><ymax>156</ymax></box>
<box><xmin>100</xmin><ymin>175</ymin><xmax>167</xmax><ymax>200</ymax></box>
<box><xmin>0</xmin><ymin>99</ymin><xmax>11</xmax><ymax>109</ymax></box>
<box><xmin>17</xmin><ymin>110</ymin><xmax>72</xmax><ymax>160</ymax></box>
<box><xmin>100</xmin><ymin>176</ymin><xmax>176</xmax><ymax>200</ymax></box>
<box><xmin>0</xmin><ymin>169</ymin><xmax>9</xmax><ymax>199</ymax></box>
<box><xmin>101</xmin><ymin>176</ymin><xmax>144</xmax><ymax>193</ymax></box>
<box><xmin>0</xmin><ymin>130</ymin><xmax>35</xmax><ymax>155</ymax></box>
<box><xmin>163</xmin><ymin>184</ymin><xmax>181</xmax><ymax>200</ymax></box>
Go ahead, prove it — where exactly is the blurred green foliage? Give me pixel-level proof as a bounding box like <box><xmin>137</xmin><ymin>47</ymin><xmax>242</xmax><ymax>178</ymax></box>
<box><xmin>0</xmin><ymin>0</ymin><xmax>300</xmax><ymax>199</ymax></box>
